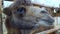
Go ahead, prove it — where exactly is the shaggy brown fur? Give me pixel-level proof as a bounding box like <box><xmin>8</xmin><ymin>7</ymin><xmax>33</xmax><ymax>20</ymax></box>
<box><xmin>3</xmin><ymin>0</ymin><xmax>54</xmax><ymax>34</ymax></box>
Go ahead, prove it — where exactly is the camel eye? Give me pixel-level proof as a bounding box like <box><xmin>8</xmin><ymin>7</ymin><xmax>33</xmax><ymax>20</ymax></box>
<box><xmin>17</xmin><ymin>7</ymin><xmax>26</xmax><ymax>14</ymax></box>
<box><xmin>41</xmin><ymin>11</ymin><xmax>47</xmax><ymax>13</ymax></box>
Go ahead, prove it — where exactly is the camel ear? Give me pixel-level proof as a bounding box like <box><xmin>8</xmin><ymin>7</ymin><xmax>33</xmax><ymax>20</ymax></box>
<box><xmin>3</xmin><ymin>7</ymin><xmax>12</xmax><ymax>16</ymax></box>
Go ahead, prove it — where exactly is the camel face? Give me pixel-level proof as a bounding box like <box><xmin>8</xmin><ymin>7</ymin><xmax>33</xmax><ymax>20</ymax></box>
<box><xmin>11</xmin><ymin>6</ymin><xmax>54</xmax><ymax>29</ymax></box>
<box><xmin>3</xmin><ymin>0</ymin><xmax>54</xmax><ymax>34</ymax></box>
<box><xmin>3</xmin><ymin>0</ymin><xmax>54</xmax><ymax>29</ymax></box>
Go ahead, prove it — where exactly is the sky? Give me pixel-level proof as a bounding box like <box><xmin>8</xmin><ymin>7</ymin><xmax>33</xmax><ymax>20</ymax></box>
<box><xmin>3</xmin><ymin>1</ymin><xmax>13</xmax><ymax>8</ymax></box>
<box><xmin>4</xmin><ymin>0</ymin><xmax>60</xmax><ymax>8</ymax></box>
<box><xmin>32</xmin><ymin>0</ymin><xmax>60</xmax><ymax>7</ymax></box>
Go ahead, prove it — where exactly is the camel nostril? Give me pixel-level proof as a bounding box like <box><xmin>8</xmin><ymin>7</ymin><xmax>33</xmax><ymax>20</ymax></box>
<box><xmin>41</xmin><ymin>10</ymin><xmax>47</xmax><ymax>13</ymax></box>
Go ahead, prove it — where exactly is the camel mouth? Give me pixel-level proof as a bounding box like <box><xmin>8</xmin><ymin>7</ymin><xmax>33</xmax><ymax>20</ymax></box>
<box><xmin>41</xmin><ymin>19</ymin><xmax>54</xmax><ymax>25</ymax></box>
<box><xmin>37</xmin><ymin>20</ymin><xmax>54</xmax><ymax>27</ymax></box>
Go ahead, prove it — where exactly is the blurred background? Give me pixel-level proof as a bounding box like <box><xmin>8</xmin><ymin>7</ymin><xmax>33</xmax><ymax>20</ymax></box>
<box><xmin>0</xmin><ymin>0</ymin><xmax>2</xmax><ymax>34</ymax></box>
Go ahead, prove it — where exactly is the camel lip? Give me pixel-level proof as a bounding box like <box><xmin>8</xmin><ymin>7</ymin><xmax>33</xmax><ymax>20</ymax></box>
<box><xmin>41</xmin><ymin>19</ymin><xmax>54</xmax><ymax>24</ymax></box>
<box><xmin>38</xmin><ymin>20</ymin><xmax>53</xmax><ymax>26</ymax></box>
<box><xmin>44</xmin><ymin>21</ymin><xmax>53</xmax><ymax>26</ymax></box>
